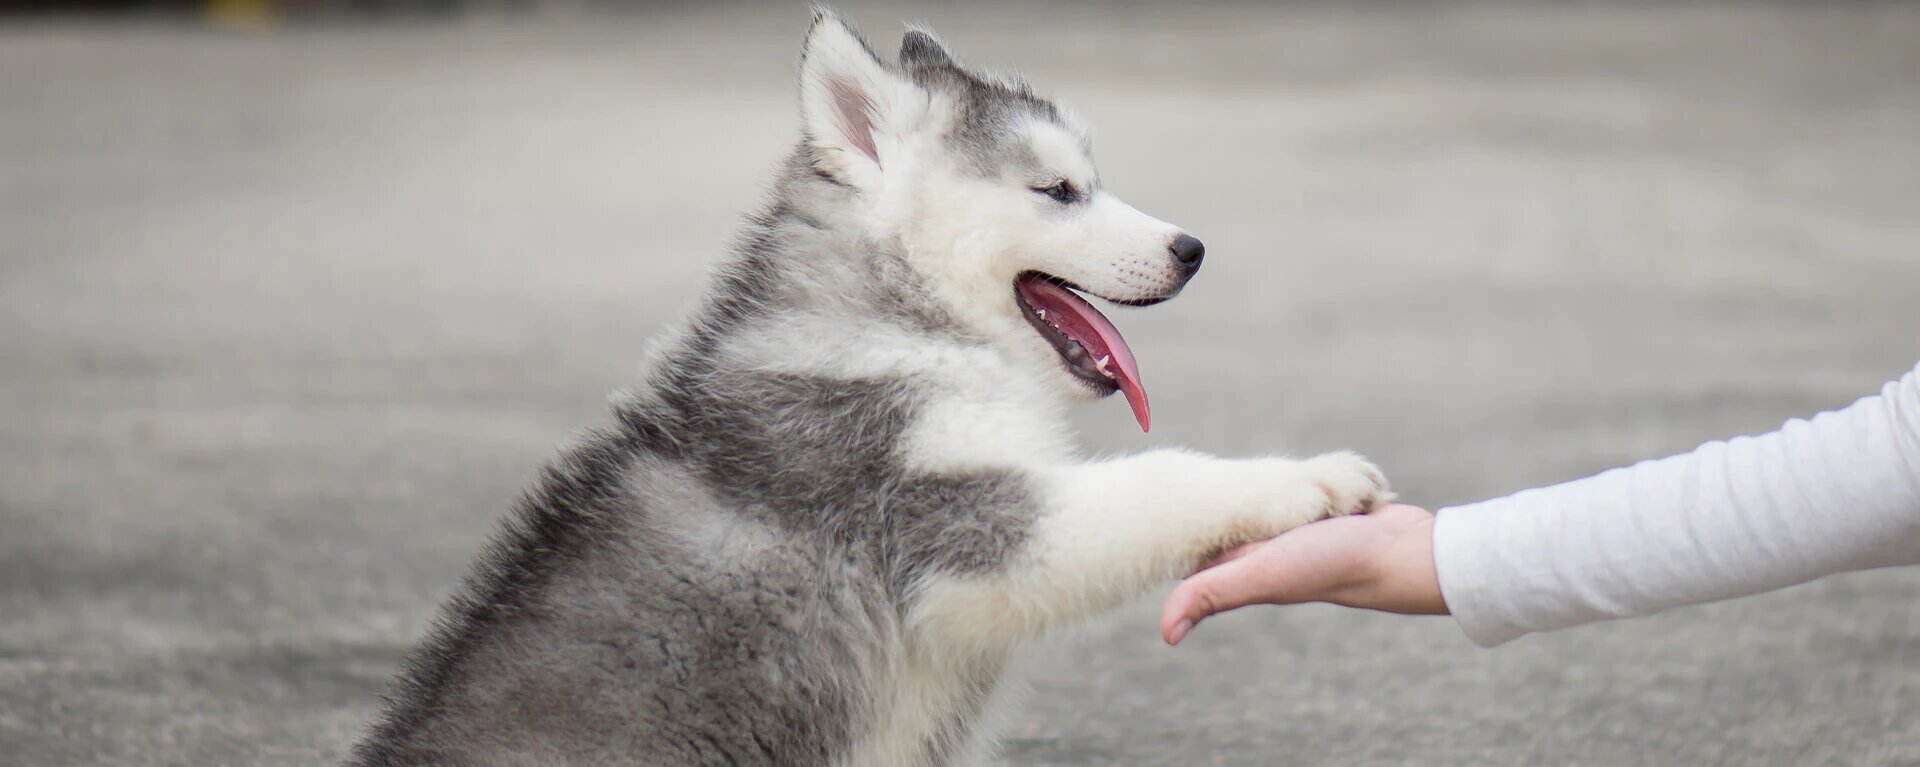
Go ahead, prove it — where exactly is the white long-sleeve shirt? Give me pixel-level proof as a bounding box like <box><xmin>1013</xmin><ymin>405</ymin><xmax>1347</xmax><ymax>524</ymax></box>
<box><xmin>1433</xmin><ymin>362</ymin><xmax>1920</xmax><ymax>648</ymax></box>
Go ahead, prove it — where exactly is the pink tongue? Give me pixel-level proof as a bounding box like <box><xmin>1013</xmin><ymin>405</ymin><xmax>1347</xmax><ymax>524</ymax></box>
<box><xmin>1016</xmin><ymin>277</ymin><xmax>1152</xmax><ymax>432</ymax></box>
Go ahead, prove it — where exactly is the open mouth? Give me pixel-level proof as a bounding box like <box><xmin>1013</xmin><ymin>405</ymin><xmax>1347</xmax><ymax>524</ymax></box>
<box><xmin>1013</xmin><ymin>272</ymin><xmax>1154</xmax><ymax>432</ymax></box>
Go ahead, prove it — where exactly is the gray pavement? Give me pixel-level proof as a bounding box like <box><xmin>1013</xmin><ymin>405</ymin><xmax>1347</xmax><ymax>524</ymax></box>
<box><xmin>3</xmin><ymin>2</ymin><xmax>1919</xmax><ymax>765</ymax></box>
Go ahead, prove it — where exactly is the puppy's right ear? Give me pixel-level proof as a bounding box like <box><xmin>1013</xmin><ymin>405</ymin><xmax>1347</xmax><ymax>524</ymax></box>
<box><xmin>799</xmin><ymin>8</ymin><xmax>925</xmax><ymax>190</ymax></box>
<box><xmin>898</xmin><ymin>27</ymin><xmax>953</xmax><ymax>69</ymax></box>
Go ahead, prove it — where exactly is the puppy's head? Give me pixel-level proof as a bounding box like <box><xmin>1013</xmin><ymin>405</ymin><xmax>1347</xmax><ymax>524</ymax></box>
<box><xmin>798</xmin><ymin>10</ymin><xmax>1202</xmax><ymax>431</ymax></box>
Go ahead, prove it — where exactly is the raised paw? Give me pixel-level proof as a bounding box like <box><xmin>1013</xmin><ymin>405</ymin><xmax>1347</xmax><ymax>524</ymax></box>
<box><xmin>1300</xmin><ymin>451</ymin><xmax>1392</xmax><ymax>520</ymax></box>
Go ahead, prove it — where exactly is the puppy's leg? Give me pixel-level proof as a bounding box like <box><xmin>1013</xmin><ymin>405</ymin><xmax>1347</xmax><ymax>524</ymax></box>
<box><xmin>915</xmin><ymin>449</ymin><xmax>1387</xmax><ymax>648</ymax></box>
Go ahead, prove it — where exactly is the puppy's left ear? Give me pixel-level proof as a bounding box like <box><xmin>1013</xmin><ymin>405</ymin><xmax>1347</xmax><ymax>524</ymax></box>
<box><xmin>799</xmin><ymin>9</ymin><xmax>926</xmax><ymax>189</ymax></box>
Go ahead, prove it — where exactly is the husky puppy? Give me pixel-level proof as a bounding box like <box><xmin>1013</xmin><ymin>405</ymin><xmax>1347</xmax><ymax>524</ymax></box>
<box><xmin>352</xmin><ymin>10</ymin><xmax>1388</xmax><ymax>766</ymax></box>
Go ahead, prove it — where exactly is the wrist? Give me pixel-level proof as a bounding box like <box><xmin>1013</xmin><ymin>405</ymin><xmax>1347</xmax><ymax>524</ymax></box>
<box><xmin>1388</xmin><ymin>515</ymin><xmax>1447</xmax><ymax>615</ymax></box>
<box><xmin>1335</xmin><ymin>510</ymin><xmax>1447</xmax><ymax>615</ymax></box>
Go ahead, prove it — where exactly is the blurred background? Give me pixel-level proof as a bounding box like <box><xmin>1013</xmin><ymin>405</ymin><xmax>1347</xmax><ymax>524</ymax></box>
<box><xmin>3</xmin><ymin>1</ymin><xmax>1918</xmax><ymax>764</ymax></box>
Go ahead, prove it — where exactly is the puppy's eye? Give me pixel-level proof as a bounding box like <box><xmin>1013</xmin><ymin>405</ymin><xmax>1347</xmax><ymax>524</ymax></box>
<box><xmin>1033</xmin><ymin>181</ymin><xmax>1079</xmax><ymax>204</ymax></box>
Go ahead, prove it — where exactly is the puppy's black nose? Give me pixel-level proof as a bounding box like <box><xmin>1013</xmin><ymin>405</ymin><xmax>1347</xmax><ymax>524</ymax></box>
<box><xmin>1170</xmin><ymin>233</ymin><xmax>1205</xmax><ymax>272</ymax></box>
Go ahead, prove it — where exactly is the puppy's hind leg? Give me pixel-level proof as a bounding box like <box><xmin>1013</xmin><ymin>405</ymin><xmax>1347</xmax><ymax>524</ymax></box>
<box><xmin>913</xmin><ymin>449</ymin><xmax>1389</xmax><ymax>649</ymax></box>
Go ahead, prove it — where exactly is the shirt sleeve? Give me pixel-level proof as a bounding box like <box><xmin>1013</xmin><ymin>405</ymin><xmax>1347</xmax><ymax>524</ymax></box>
<box><xmin>1433</xmin><ymin>362</ymin><xmax>1920</xmax><ymax>648</ymax></box>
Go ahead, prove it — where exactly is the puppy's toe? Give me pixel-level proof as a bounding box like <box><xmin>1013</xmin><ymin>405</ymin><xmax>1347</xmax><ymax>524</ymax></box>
<box><xmin>1305</xmin><ymin>451</ymin><xmax>1392</xmax><ymax>519</ymax></box>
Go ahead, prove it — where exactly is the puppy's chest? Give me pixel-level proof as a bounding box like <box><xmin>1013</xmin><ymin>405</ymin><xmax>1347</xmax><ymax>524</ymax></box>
<box><xmin>900</xmin><ymin>386</ymin><xmax>1074</xmax><ymax>473</ymax></box>
<box><xmin>845</xmin><ymin>644</ymin><xmax>1012</xmax><ymax>767</ymax></box>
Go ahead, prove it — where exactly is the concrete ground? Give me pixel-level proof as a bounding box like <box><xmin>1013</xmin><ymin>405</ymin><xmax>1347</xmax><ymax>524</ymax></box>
<box><xmin>3</xmin><ymin>2</ymin><xmax>1919</xmax><ymax>764</ymax></box>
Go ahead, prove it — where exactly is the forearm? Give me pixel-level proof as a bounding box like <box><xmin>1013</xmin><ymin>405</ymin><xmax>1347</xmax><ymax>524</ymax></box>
<box><xmin>1435</xmin><ymin>363</ymin><xmax>1920</xmax><ymax>647</ymax></box>
<box><xmin>917</xmin><ymin>449</ymin><xmax>1385</xmax><ymax>648</ymax></box>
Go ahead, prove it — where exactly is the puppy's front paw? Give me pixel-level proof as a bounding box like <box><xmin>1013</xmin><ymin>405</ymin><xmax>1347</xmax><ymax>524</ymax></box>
<box><xmin>1299</xmin><ymin>451</ymin><xmax>1392</xmax><ymax>520</ymax></box>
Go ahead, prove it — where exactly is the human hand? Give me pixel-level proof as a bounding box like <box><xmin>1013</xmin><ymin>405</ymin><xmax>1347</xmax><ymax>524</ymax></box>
<box><xmin>1160</xmin><ymin>503</ymin><xmax>1446</xmax><ymax>645</ymax></box>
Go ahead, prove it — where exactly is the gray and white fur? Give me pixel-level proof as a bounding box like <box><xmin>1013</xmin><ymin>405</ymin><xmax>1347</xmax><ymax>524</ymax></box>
<box><xmin>350</xmin><ymin>10</ymin><xmax>1389</xmax><ymax>766</ymax></box>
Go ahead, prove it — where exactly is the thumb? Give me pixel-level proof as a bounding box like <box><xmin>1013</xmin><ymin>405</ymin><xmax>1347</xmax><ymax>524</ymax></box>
<box><xmin>1160</xmin><ymin>551</ymin><xmax>1287</xmax><ymax>646</ymax></box>
<box><xmin>1195</xmin><ymin>540</ymin><xmax>1262</xmax><ymax>573</ymax></box>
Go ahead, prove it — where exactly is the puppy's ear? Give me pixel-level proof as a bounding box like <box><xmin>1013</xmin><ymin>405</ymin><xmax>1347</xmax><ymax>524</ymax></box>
<box><xmin>799</xmin><ymin>8</ymin><xmax>924</xmax><ymax>188</ymax></box>
<box><xmin>899</xmin><ymin>27</ymin><xmax>953</xmax><ymax>69</ymax></box>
